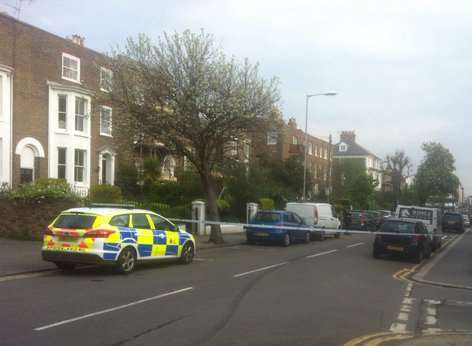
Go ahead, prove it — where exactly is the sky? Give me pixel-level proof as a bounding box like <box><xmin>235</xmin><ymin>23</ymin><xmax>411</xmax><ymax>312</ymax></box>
<box><xmin>2</xmin><ymin>0</ymin><xmax>471</xmax><ymax>194</ymax></box>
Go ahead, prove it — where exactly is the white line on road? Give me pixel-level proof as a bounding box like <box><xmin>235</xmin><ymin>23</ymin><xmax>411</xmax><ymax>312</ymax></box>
<box><xmin>346</xmin><ymin>242</ymin><xmax>365</xmax><ymax>248</ymax></box>
<box><xmin>34</xmin><ymin>287</ymin><xmax>194</xmax><ymax>331</ymax></box>
<box><xmin>233</xmin><ymin>262</ymin><xmax>288</xmax><ymax>278</ymax></box>
<box><xmin>306</xmin><ymin>249</ymin><xmax>338</xmax><ymax>259</ymax></box>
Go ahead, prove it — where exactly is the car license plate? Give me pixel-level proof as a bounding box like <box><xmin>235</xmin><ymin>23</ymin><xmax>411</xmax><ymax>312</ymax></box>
<box><xmin>59</xmin><ymin>236</ymin><xmax>77</xmax><ymax>242</ymax></box>
<box><xmin>387</xmin><ymin>245</ymin><xmax>404</xmax><ymax>251</ymax></box>
<box><xmin>255</xmin><ymin>232</ymin><xmax>268</xmax><ymax>237</ymax></box>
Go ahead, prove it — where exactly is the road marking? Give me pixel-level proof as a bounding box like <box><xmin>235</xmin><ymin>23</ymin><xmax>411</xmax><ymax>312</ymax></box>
<box><xmin>346</xmin><ymin>242</ymin><xmax>365</xmax><ymax>248</ymax></box>
<box><xmin>233</xmin><ymin>262</ymin><xmax>288</xmax><ymax>278</ymax></box>
<box><xmin>306</xmin><ymin>249</ymin><xmax>338</xmax><ymax>258</ymax></box>
<box><xmin>343</xmin><ymin>332</ymin><xmax>396</xmax><ymax>346</ymax></box>
<box><xmin>366</xmin><ymin>334</ymin><xmax>412</xmax><ymax>346</ymax></box>
<box><xmin>34</xmin><ymin>287</ymin><xmax>193</xmax><ymax>331</ymax></box>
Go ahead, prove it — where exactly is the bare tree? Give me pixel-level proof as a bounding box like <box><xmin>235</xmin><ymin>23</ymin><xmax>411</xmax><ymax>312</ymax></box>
<box><xmin>109</xmin><ymin>31</ymin><xmax>280</xmax><ymax>243</ymax></box>
<box><xmin>385</xmin><ymin>150</ymin><xmax>412</xmax><ymax>203</ymax></box>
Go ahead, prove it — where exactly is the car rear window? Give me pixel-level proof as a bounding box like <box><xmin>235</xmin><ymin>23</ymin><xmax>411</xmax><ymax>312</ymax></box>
<box><xmin>380</xmin><ymin>221</ymin><xmax>415</xmax><ymax>234</ymax></box>
<box><xmin>53</xmin><ymin>214</ymin><xmax>96</xmax><ymax>229</ymax></box>
<box><xmin>255</xmin><ymin>212</ymin><xmax>281</xmax><ymax>223</ymax></box>
<box><xmin>443</xmin><ymin>214</ymin><xmax>462</xmax><ymax>222</ymax></box>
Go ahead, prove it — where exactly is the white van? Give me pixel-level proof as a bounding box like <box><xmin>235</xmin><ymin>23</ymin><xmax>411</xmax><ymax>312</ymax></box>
<box><xmin>286</xmin><ymin>202</ymin><xmax>341</xmax><ymax>240</ymax></box>
<box><xmin>395</xmin><ymin>205</ymin><xmax>442</xmax><ymax>251</ymax></box>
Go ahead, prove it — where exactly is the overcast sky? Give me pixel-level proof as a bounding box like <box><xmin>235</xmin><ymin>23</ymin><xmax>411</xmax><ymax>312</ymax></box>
<box><xmin>4</xmin><ymin>0</ymin><xmax>471</xmax><ymax>194</ymax></box>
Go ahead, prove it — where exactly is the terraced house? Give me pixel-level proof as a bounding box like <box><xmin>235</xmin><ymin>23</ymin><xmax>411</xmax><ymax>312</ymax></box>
<box><xmin>0</xmin><ymin>13</ymin><xmax>117</xmax><ymax>194</ymax></box>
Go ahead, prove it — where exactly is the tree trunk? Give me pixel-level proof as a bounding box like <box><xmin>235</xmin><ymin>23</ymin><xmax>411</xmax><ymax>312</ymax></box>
<box><xmin>200</xmin><ymin>171</ymin><xmax>224</xmax><ymax>244</ymax></box>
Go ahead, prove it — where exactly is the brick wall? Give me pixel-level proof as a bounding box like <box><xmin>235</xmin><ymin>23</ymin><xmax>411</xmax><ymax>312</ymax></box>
<box><xmin>0</xmin><ymin>198</ymin><xmax>79</xmax><ymax>240</ymax></box>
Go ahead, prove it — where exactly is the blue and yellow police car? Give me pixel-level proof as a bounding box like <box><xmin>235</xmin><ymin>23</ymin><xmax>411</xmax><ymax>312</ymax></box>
<box><xmin>42</xmin><ymin>206</ymin><xmax>195</xmax><ymax>274</ymax></box>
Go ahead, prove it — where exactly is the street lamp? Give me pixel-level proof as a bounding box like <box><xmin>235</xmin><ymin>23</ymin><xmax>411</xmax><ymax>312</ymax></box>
<box><xmin>302</xmin><ymin>92</ymin><xmax>337</xmax><ymax>201</ymax></box>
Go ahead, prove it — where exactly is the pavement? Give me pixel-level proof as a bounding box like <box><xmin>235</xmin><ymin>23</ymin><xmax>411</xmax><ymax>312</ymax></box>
<box><xmin>0</xmin><ymin>230</ymin><xmax>471</xmax><ymax>345</ymax></box>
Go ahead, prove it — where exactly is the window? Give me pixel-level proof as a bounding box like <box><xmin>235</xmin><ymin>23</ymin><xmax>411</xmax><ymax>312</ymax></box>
<box><xmin>132</xmin><ymin>214</ymin><xmax>151</xmax><ymax>229</ymax></box>
<box><xmin>20</xmin><ymin>146</ymin><xmax>35</xmax><ymax>183</ymax></box>
<box><xmin>100</xmin><ymin>106</ymin><xmax>112</xmax><ymax>136</ymax></box>
<box><xmin>0</xmin><ymin>75</ymin><xmax>3</xmax><ymax>119</ymax></box>
<box><xmin>149</xmin><ymin>214</ymin><xmax>174</xmax><ymax>231</ymax></box>
<box><xmin>74</xmin><ymin>149</ymin><xmax>86</xmax><ymax>183</ymax></box>
<box><xmin>75</xmin><ymin>97</ymin><xmax>88</xmax><ymax>132</ymax></box>
<box><xmin>54</xmin><ymin>214</ymin><xmax>96</xmax><ymax>229</ymax></box>
<box><xmin>308</xmin><ymin>142</ymin><xmax>313</xmax><ymax>155</ymax></box>
<box><xmin>324</xmin><ymin>148</ymin><xmax>328</xmax><ymax>159</ymax></box>
<box><xmin>110</xmin><ymin>214</ymin><xmax>130</xmax><ymax>227</ymax></box>
<box><xmin>339</xmin><ymin>143</ymin><xmax>347</xmax><ymax>152</ymax></box>
<box><xmin>58</xmin><ymin>95</ymin><xmax>67</xmax><ymax>129</ymax></box>
<box><xmin>100</xmin><ymin>67</ymin><xmax>113</xmax><ymax>92</ymax></box>
<box><xmin>315</xmin><ymin>145</ymin><xmax>319</xmax><ymax>157</ymax></box>
<box><xmin>292</xmin><ymin>136</ymin><xmax>298</xmax><ymax>145</ymax></box>
<box><xmin>62</xmin><ymin>53</ymin><xmax>80</xmax><ymax>83</ymax></box>
<box><xmin>267</xmin><ymin>131</ymin><xmax>278</xmax><ymax>145</ymax></box>
<box><xmin>57</xmin><ymin>147</ymin><xmax>66</xmax><ymax>179</ymax></box>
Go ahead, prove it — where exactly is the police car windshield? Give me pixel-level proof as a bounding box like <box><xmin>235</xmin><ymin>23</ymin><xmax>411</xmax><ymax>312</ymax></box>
<box><xmin>54</xmin><ymin>214</ymin><xmax>96</xmax><ymax>229</ymax></box>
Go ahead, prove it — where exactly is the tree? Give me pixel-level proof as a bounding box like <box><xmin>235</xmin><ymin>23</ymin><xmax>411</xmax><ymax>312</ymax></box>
<box><xmin>385</xmin><ymin>150</ymin><xmax>412</xmax><ymax>203</ymax></box>
<box><xmin>110</xmin><ymin>31</ymin><xmax>280</xmax><ymax>243</ymax></box>
<box><xmin>415</xmin><ymin>142</ymin><xmax>460</xmax><ymax>205</ymax></box>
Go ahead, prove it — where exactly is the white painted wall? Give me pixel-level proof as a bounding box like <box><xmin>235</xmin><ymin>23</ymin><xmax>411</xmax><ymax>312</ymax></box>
<box><xmin>48</xmin><ymin>85</ymin><xmax>91</xmax><ymax>191</ymax></box>
<box><xmin>0</xmin><ymin>68</ymin><xmax>12</xmax><ymax>186</ymax></box>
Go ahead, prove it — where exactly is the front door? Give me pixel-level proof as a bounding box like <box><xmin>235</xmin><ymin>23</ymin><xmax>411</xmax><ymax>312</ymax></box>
<box><xmin>132</xmin><ymin>214</ymin><xmax>154</xmax><ymax>258</ymax></box>
<box><xmin>149</xmin><ymin>214</ymin><xmax>180</xmax><ymax>257</ymax></box>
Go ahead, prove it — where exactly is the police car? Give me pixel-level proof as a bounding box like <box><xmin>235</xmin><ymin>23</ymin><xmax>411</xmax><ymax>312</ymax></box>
<box><xmin>42</xmin><ymin>206</ymin><xmax>196</xmax><ymax>274</ymax></box>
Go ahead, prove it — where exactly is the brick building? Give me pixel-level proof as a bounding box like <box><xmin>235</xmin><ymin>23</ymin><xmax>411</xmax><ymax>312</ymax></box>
<box><xmin>252</xmin><ymin>117</ymin><xmax>333</xmax><ymax>196</ymax></box>
<box><xmin>0</xmin><ymin>13</ymin><xmax>117</xmax><ymax>194</ymax></box>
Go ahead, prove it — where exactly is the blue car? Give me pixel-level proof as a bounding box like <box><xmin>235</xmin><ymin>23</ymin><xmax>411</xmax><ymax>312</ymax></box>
<box><xmin>245</xmin><ymin>210</ymin><xmax>311</xmax><ymax>246</ymax></box>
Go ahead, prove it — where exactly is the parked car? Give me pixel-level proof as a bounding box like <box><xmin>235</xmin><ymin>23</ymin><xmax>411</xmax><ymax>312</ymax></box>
<box><xmin>367</xmin><ymin>211</ymin><xmax>384</xmax><ymax>230</ymax></box>
<box><xmin>380</xmin><ymin>210</ymin><xmax>392</xmax><ymax>219</ymax></box>
<box><xmin>346</xmin><ymin>210</ymin><xmax>377</xmax><ymax>232</ymax></box>
<box><xmin>42</xmin><ymin>207</ymin><xmax>196</xmax><ymax>274</ymax></box>
<box><xmin>245</xmin><ymin>210</ymin><xmax>311</xmax><ymax>246</ymax></box>
<box><xmin>285</xmin><ymin>202</ymin><xmax>341</xmax><ymax>240</ymax></box>
<box><xmin>462</xmin><ymin>214</ymin><xmax>470</xmax><ymax>227</ymax></box>
<box><xmin>373</xmin><ymin>218</ymin><xmax>432</xmax><ymax>263</ymax></box>
<box><xmin>395</xmin><ymin>205</ymin><xmax>442</xmax><ymax>251</ymax></box>
<box><xmin>442</xmin><ymin>212</ymin><xmax>465</xmax><ymax>233</ymax></box>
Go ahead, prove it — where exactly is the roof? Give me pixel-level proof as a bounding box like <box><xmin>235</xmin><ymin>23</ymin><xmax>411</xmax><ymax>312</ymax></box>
<box><xmin>63</xmin><ymin>208</ymin><xmax>154</xmax><ymax>216</ymax></box>
<box><xmin>333</xmin><ymin>140</ymin><xmax>379</xmax><ymax>159</ymax></box>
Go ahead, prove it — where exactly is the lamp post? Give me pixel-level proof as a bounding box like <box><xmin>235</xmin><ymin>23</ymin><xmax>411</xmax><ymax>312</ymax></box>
<box><xmin>302</xmin><ymin>92</ymin><xmax>337</xmax><ymax>201</ymax></box>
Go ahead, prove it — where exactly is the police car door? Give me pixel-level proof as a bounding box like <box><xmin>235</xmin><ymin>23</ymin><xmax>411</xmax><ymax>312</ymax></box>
<box><xmin>149</xmin><ymin>214</ymin><xmax>179</xmax><ymax>258</ymax></box>
<box><xmin>132</xmin><ymin>214</ymin><xmax>154</xmax><ymax>258</ymax></box>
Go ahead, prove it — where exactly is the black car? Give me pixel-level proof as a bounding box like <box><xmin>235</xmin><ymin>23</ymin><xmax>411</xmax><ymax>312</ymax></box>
<box><xmin>373</xmin><ymin>218</ymin><xmax>432</xmax><ymax>263</ymax></box>
<box><xmin>442</xmin><ymin>212</ymin><xmax>465</xmax><ymax>233</ymax></box>
<box><xmin>348</xmin><ymin>210</ymin><xmax>377</xmax><ymax>231</ymax></box>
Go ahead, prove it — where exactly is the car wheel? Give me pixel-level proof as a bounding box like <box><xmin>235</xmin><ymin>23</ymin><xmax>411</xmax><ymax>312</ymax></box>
<box><xmin>304</xmin><ymin>232</ymin><xmax>311</xmax><ymax>243</ymax></box>
<box><xmin>334</xmin><ymin>232</ymin><xmax>341</xmax><ymax>238</ymax></box>
<box><xmin>318</xmin><ymin>231</ymin><xmax>325</xmax><ymax>241</ymax></box>
<box><xmin>116</xmin><ymin>247</ymin><xmax>137</xmax><ymax>274</ymax></box>
<box><xmin>180</xmin><ymin>242</ymin><xmax>195</xmax><ymax>264</ymax></box>
<box><xmin>54</xmin><ymin>262</ymin><xmax>76</xmax><ymax>271</ymax></box>
<box><xmin>414</xmin><ymin>248</ymin><xmax>424</xmax><ymax>264</ymax></box>
<box><xmin>282</xmin><ymin>233</ymin><xmax>291</xmax><ymax>247</ymax></box>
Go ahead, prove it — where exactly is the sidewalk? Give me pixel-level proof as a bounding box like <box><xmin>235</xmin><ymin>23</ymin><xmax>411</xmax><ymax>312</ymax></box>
<box><xmin>0</xmin><ymin>232</ymin><xmax>246</xmax><ymax>277</ymax></box>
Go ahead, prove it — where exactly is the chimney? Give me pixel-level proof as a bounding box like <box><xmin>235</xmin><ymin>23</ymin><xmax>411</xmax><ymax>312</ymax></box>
<box><xmin>69</xmin><ymin>34</ymin><xmax>85</xmax><ymax>47</ymax></box>
<box><xmin>340</xmin><ymin>130</ymin><xmax>356</xmax><ymax>143</ymax></box>
<box><xmin>287</xmin><ymin>117</ymin><xmax>297</xmax><ymax>129</ymax></box>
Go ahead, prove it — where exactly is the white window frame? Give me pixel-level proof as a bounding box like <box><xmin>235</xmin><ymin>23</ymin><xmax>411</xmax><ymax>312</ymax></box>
<box><xmin>75</xmin><ymin>96</ymin><xmax>88</xmax><ymax>133</ymax></box>
<box><xmin>74</xmin><ymin>149</ymin><xmax>86</xmax><ymax>183</ymax></box>
<box><xmin>292</xmin><ymin>136</ymin><xmax>298</xmax><ymax>145</ymax></box>
<box><xmin>267</xmin><ymin>131</ymin><xmax>278</xmax><ymax>145</ymax></box>
<box><xmin>100</xmin><ymin>106</ymin><xmax>113</xmax><ymax>137</ymax></box>
<box><xmin>61</xmin><ymin>53</ymin><xmax>80</xmax><ymax>83</ymax></box>
<box><xmin>308</xmin><ymin>142</ymin><xmax>313</xmax><ymax>155</ymax></box>
<box><xmin>57</xmin><ymin>94</ymin><xmax>67</xmax><ymax>130</ymax></box>
<box><xmin>100</xmin><ymin>67</ymin><xmax>113</xmax><ymax>92</ymax></box>
<box><xmin>57</xmin><ymin>147</ymin><xmax>67</xmax><ymax>179</ymax></box>
<box><xmin>339</xmin><ymin>143</ymin><xmax>347</xmax><ymax>152</ymax></box>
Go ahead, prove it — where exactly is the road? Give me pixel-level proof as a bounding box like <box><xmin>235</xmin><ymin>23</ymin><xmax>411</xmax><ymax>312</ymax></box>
<box><xmin>0</xmin><ymin>231</ymin><xmax>470</xmax><ymax>346</ymax></box>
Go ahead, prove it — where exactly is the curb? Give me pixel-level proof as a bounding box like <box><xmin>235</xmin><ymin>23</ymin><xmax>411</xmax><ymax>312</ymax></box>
<box><xmin>196</xmin><ymin>241</ymin><xmax>246</xmax><ymax>251</ymax></box>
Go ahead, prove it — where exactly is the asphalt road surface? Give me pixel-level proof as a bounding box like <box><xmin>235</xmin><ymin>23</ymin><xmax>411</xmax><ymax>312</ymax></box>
<box><xmin>0</xmin><ymin>231</ymin><xmax>469</xmax><ymax>346</ymax></box>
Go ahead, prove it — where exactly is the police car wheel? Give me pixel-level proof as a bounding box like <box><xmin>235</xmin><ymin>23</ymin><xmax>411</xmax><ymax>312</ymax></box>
<box><xmin>116</xmin><ymin>247</ymin><xmax>137</xmax><ymax>274</ymax></box>
<box><xmin>180</xmin><ymin>243</ymin><xmax>194</xmax><ymax>264</ymax></box>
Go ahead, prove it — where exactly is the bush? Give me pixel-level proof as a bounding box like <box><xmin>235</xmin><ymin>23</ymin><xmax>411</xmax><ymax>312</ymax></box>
<box><xmin>259</xmin><ymin>197</ymin><xmax>275</xmax><ymax>210</ymax></box>
<box><xmin>115</xmin><ymin>163</ymin><xmax>139</xmax><ymax>197</ymax></box>
<box><xmin>89</xmin><ymin>184</ymin><xmax>123</xmax><ymax>203</ymax></box>
<box><xmin>11</xmin><ymin>178</ymin><xmax>78</xmax><ymax>200</ymax></box>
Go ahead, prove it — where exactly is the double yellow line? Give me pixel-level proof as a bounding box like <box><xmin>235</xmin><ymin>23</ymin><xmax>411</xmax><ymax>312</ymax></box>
<box><xmin>392</xmin><ymin>264</ymin><xmax>419</xmax><ymax>283</ymax></box>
